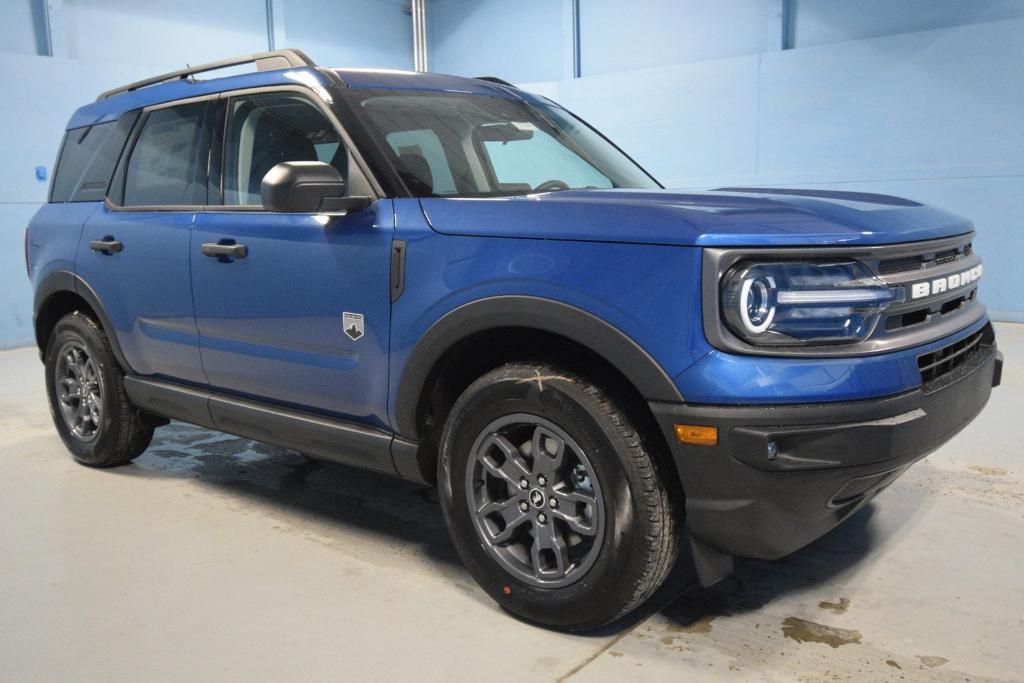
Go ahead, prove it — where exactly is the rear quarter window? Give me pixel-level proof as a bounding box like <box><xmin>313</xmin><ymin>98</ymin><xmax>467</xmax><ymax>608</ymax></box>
<box><xmin>49</xmin><ymin>111</ymin><xmax>138</xmax><ymax>203</ymax></box>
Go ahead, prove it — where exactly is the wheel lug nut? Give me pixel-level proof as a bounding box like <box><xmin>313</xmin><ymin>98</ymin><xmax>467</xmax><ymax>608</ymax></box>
<box><xmin>537</xmin><ymin>513</ymin><xmax>547</xmax><ymax>524</ymax></box>
<box><xmin>537</xmin><ymin>475</ymin><xmax>547</xmax><ymax>486</ymax></box>
<box><xmin>549</xmin><ymin>498</ymin><xmax>558</xmax><ymax>509</ymax></box>
<box><xmin>519</xmin><ymin>501</ymin><xmax>529</xmax><ymax>512</ymax></box>
<box><xmin>519</xmin><ymin>478</ymin><xmax>529</xmax><ymax>489</ymax></box>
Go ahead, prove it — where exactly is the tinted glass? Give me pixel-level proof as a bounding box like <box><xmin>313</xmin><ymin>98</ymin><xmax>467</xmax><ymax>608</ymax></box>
<box><xmin>124</xmin><ymin>102</ymin><xmax>209</xmax><ymax>206</ymax></box>
<box><xmin>483</xmin><ymin>125</ymin><xmax>612</xmax><ymax>191</ymax></box>
<box><xmin>222</xmin><ymin>92</ymin><xmax>346</xmax><ymax>205</ymax></box>
<box><xmin>385</xmin><ymin>129</ymin><xmax>457</xmax><ymax>195</ymax></box>
<box><xmin>50</xmin><ymin>115</ymin><xmax>137</xmax><ymax>203</ymax></box>
<box><xmin>344</xmin><ymin>89</ymin><xmax>659</xmax><ymax>197</ymax></box>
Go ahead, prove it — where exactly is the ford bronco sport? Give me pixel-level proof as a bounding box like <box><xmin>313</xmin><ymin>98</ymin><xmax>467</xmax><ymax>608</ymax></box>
<box><xmin>27</xmin><ymin>50</ymin><xmax>1002</xmax><ymax>630</ymax></box>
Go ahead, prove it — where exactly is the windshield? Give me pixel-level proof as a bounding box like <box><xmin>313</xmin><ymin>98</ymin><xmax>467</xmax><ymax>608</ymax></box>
<box><xmin>342</xmin><ymin>89</ymin><xmax>660</xmax><ymax>197</ymax></box>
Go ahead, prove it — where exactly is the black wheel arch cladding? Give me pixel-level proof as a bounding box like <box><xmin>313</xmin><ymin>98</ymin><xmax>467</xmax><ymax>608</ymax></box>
<box><xmin>394</xmin><ymin>295</ymin><xmax>684</xmax><ymax>441</ymax></box>
<box><xmin>34</xmin><ymin>270</ymin><xmax>132</xmax><ymax>372</ymax></box>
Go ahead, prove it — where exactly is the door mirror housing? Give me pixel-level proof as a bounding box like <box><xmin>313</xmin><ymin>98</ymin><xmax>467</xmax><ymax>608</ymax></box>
<box><xmin>261</xmin><ymin>161</ymin><xmax>372</xmax><ymax>213</ymax></box>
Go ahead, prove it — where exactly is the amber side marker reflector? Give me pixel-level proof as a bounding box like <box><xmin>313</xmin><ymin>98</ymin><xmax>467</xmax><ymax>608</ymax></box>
<box><xmin>674</xmin><ymin>424</ymin><xmax>718</xmax><ymax>446</ymax></box>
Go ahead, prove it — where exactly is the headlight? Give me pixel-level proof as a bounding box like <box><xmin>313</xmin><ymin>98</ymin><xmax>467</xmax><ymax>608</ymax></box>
<box><xmin>720</xmin><ymin>261</ymin><xmax>895</xmax><ymax>346</ymax></box>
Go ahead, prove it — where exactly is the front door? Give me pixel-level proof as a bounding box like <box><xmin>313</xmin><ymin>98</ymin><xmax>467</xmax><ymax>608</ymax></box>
<box><xmin>190</xmin><ymin>91</ymin><xmax>393</xmax><ymax>427</ymax></box>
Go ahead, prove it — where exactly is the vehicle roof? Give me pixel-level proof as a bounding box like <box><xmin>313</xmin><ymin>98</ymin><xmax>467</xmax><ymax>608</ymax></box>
<box><xmin>332</xmin><ymin>68</ymin><xmax>515</xmax><ymax>94</ymax></box>
<box><xmin>66</xmin><ymin>66</ymin><xmax>522</xmax><ymax>130</ymax></box>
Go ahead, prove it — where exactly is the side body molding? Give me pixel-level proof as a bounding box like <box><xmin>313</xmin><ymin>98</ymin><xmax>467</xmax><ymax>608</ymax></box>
<box><xmin>123</xmin><ymin>376</ymin><xmax>399</xmax><ymax>476</ymax></box>
<box><xmin>393</xmin><ymin>295</ymin><xmax>684</xmax><ymax>440</ymax></box>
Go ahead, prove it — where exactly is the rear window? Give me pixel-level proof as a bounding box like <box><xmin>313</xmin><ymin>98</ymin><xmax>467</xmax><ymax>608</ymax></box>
<box><xmin>50</xmin><ymin>112</ymin><xmax>137</xmax><ymax>203</ymax></box>
<box><xmin>123</xmin><ymin>102</ymin><xmax>210</xmax><ymax>207</ymax></box>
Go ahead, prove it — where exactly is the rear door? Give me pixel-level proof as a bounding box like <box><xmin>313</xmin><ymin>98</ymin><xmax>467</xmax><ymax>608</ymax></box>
<box><xmin>77</xmin><ymin>99</ymin><xmax>212</xmax><ymax>383</ymax></box>
<box><xmin>190</xmin><ymin>89</ymin><xmax>393</xmax><ymax>427</ymax></box>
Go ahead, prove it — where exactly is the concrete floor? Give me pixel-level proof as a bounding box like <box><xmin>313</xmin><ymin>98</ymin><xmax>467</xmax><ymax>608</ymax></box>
<box><xmin>1</xmin><ymin>323</ymin><xmax>1021</xmax><ymax>682</ymax></box>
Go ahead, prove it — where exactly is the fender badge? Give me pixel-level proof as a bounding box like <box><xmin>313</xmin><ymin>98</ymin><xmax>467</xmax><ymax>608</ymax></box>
<box><xmin>343</xmin><ymin>312</ymin><xmax>364</xmax><ymax>341</ymax></box>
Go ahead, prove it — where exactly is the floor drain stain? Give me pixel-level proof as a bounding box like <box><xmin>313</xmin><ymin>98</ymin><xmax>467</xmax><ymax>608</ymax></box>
<box><xmin>818</xmin><ymin>597</ymin><xmax>851</xmax><ymax>614</ymax></box>
<box><xmin>781</xmin><ymin>617</ymin><xmax>862</xmax><ymax>648</ymax></box>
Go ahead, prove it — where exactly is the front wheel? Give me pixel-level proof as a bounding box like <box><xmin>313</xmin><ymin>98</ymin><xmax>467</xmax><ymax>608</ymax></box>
<box><xmin>439</xmin><ymin>363</ymin><xmax>680</xmax><ymax>630</ymax></box>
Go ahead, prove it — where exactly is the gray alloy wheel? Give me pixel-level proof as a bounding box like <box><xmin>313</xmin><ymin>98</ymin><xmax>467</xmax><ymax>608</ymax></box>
<box><xmin>54</xmin><ymin>341</ymin><xmax>103</xmax><ymax>442</ymax></box>
<box><xmin>465</xmin><ymin>413</ymin><xmax>606</xmax><ymax>588</ymax></box>
<box><xmin>45</xmin><ymin>311</ymin><xmax>154</xmax><ymax>468</ymax></box>
<box><xmin>440</xmin><ymin>363</ymin><xmax>681</xmax><ymax>630</ymax></box>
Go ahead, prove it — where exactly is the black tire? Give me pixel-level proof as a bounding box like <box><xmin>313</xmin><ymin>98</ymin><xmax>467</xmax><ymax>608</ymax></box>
<box><xmin>44</xmin><ymin>311</ymin><xmax>153</xmax><ymax>467</ymax></box>
<box><xmin>438</xmin><ymin>362</ymin><xmax>680</xmax><ymax>631</ymax></box>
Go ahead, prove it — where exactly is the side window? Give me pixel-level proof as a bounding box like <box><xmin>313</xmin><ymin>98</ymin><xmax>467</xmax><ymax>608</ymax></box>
<box><xmin>123</xmin><ymin>102</ymin><xmax>209</xmax><ymax>207</ymax></box>
<box><xmin>385</xmin><ymin>129</ymin><xmax>456</xmax><ymax>195</ymax></box>
<box><xmin>481</xmin><ymin>124</ymin><xmax>612</xmax><ymax>191</ymax></box>
<box><xmin>50</xmin><ymin>112</ymin><xmax>138</xmax><ymax>203</ymax></box>
<box><xmin>222</xmin><ymin>92</ymin><xmax>346</xmax><ymax>206</ymax></box>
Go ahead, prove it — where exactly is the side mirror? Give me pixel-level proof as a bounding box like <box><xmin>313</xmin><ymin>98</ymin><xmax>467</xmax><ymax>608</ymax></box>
<box><xmin>261</xmin><ymin>161</ymin><xmax>372</xmax><ymax>213</ymax></box>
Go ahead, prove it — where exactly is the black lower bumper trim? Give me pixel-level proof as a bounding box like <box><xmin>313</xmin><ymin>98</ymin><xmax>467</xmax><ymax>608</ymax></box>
<box><xmin>652</xmin><ymin>340</ymin><xmax>999</xmax><ymax>579</ymax></box>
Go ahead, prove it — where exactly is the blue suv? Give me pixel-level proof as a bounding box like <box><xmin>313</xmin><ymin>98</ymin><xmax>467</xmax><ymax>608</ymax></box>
<box><xmin>27</xmin><ymin>50</ymin><xmax>1002</xmax><ymax>630</ymax></box>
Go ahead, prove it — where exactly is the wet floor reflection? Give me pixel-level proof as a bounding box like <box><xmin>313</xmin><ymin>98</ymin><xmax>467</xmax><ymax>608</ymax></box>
<box><xmin>129</xmin><ymin>421</ymin><xmax>881</xmax><ymax>634</ymax></box>
<box><xmin>129</xmin><ymin>421</ymin><xmax>460</xmax><ymax>569</ymax></box>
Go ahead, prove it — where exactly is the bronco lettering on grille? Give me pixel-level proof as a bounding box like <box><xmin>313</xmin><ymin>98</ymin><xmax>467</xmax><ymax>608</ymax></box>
<box><xmin>910</xmin><ymin>264</ymin><xmax>983</xmax><ymax>300</ymax></box>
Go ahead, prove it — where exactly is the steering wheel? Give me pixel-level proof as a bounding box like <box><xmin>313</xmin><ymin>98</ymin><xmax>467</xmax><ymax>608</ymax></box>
<box><xmin>533</xmin><ymin>179</ymin><xmax>570</xmax><ymax>193</ymax></box>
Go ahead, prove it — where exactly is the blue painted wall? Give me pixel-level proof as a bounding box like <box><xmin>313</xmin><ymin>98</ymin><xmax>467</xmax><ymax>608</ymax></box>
<box><xmin>0</xmin><ymin>0</ymin><xmax>412</xmax><ymax>349</ymax></box>
<box><xmin>63</xmin><ymin>0</ymin><xmax>268</xmax><ymax>64</ymax></box>
<box><xmin>433</xmin><ymin>2</ymin><xmax>1024</xmax><ymax>322</ymax></box>
<box><xmin>276</xmin><ymin>0</ymin><xmax>412</xmax><ymax>69</ymax></box>
<box><xmin>579</xmin><ymin>0</ymin><xmax>783</xmax><ymax>76</ymax></box>
<box><xmin>789</xmin><ymin>0</ymin><xmax>1024</xmax><ymax>47</ymax></box>
<box><xmin>59</xmin><ymin>0</ymin><xmax>412</xmax><ymax>68</ymax></box>
<box><xmin>0</xmin><ymin>0</ymin><xmax>47</xmax><ymax>56</ymax></box>
<box><xmin>429</xmin><ymin>0</ymin><xmax>571</xmax><ymax>82</ymax></box>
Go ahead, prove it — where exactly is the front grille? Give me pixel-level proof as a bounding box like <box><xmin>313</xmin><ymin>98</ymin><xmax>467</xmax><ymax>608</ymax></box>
<box><xmin>885</xmin><ymin>289</ymin><xmax>977</xmax><ymax>332</ymax></box>
<box><xmin>934</xmin><ymin>246</ymin><xmax>965</xmax><ymax>265</ymax></box>
<box><xmin>870</xmin><ymin>235</ymin><xmax>982</xmax><ymax>346</ymax></box>
<box><xmin>878</xmin><ymin>255</ymin><xmax>921</xmax><ymax>275</ymax></box>
<box><xmin>704</xmin><ymin>233</ymin><xmax>983</xmax><ymax>357</ymax></box>
<box><xmin>878</xmin><ymin>242</ymin><xmax>972</xmax><ymax>275</ymax></box>
<box><xmin>918</xmin><ymin>329</ymin><xmax>984</xmax><ymax>384</ymax></box>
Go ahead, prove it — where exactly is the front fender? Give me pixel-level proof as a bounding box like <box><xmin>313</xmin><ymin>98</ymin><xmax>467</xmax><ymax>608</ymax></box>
<box><xmin>393</xmin><ymin>295</ymin><xmax>684</xmax><ymax>440</ymax></box>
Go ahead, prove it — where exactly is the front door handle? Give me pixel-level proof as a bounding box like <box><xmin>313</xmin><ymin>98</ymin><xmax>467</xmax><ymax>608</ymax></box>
<box><xmin>201</xmin><ymin>242</ymin><xmax>248</xmax><ymax>259</ymax></box>
<box><xmin>89</xmin><ymin>238</ymin><xmax>123</xmax><ymax>255</ymax></box>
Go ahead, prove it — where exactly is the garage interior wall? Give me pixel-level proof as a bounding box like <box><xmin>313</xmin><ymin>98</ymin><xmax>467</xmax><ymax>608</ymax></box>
<box><xmin>2</xmin><ymin>1</ymin><xmax>1023</xmax><ymax>349</ymax></box>
<box><xmin>431</xmin><ymin>0</ymin><xmax>1024</xmax><ymax>323</ymax></box>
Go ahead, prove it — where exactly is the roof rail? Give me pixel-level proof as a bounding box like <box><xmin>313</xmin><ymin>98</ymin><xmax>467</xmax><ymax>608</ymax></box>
<box><xmin>96</xmin><ymin>48</ymin><xmax>317</xmax><ymax>101</ymax></box>
<box><xmin>475</xmin><ymin>76</ymin><xmax>516</xmax><ymax>88</ymax></box>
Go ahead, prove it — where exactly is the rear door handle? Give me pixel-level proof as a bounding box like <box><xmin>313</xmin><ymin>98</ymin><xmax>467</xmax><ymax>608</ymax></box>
<box><xmin>201</xmin><ymin>242</ymin><xmax>248</xmax><ymax>259</ymax></box>
<box><xmin>89</xmin><ymin>238</ymin><xmax>123</xmax><ymax>254</ymax></box>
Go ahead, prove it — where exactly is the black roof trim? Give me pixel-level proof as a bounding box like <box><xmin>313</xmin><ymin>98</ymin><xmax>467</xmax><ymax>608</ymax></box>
<box><xmin>97</xmin><ymin>48</ymin><xmax>317</xmax><ymax>101</ymax></box>
<box><xmin>475</xmin><ymin>76</ymin><xmax>516</xmax><ymax>88</ymax></box>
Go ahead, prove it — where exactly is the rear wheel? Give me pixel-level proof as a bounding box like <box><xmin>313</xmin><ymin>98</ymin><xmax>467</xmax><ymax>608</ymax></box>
<box><xmin>439</xmin><ymin>363</ymin><xmax>680</xmax><ymax>630</ymax></box>
<box><xmin>45</xmin><ymin>312</ymin><xmax>153</xmax><ymax>467</ymax></box>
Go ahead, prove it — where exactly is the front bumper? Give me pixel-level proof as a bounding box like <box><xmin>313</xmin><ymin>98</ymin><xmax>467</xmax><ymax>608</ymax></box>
<box><xmin>651</xmin><ymin>329</ymin><xmax>1002</xmax><ymax>585</ymax></box>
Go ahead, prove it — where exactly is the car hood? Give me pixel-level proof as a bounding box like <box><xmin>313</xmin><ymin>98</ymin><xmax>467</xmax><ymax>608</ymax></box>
<box><xmin>418</xmin><ymin>188</ymin><xmax>973</xmax><ymax>247</ymax></box>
